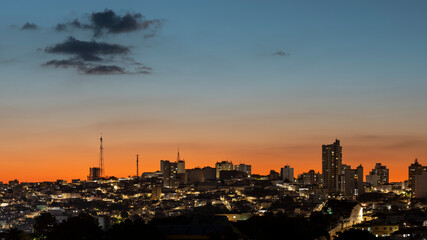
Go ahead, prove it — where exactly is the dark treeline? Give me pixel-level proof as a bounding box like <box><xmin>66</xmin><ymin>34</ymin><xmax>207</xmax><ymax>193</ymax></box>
<box><xmin>0</xmin><ymin>212</ymin><xmax>377</xmax><ymax>240</ymax></box>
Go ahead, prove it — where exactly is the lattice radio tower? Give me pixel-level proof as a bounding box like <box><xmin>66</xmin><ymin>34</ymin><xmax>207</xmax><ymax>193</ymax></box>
<box><xmin>99</xmin><ymin>135</ymin><xmax>104</xmax><ymax>177</ymax></box>
<box><xmin>136</xmin><ymin>154</ymin><xmax>139</xmax><ymax>177</ymax></box>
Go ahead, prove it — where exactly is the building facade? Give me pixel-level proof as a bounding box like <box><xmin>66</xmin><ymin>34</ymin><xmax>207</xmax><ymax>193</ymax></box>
<box><xmin>369</xmin><ymin>163</ymin><xmax>389</xmax><ymax>185</ymax></box>
<box><xmin>281</xmin><ymin>165</ymin><xmax>294</xmax><ymax>183</ymax></box>
<box><xmin>408</xmin><ymin>158</ymin><xmax>427</xmax><ymax>191</ymax></box>
<box><xmin>234</xmin><ymin>164</ymin><xmax>252</xmax><ymax>177</ymax></box>
<box><xmin>322</xmin><ymin>139</ymin><xmax>342</xmax><ymax>193</ymax></box>
<box><xmin>215</xmin><ymin>161</ymin><xmax>233</xmax><ymax>179</ymax></box>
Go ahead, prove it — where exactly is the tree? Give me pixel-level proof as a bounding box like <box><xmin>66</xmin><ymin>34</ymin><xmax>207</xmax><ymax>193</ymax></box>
<box><xmin>334</xmin><ymin>229</ymin><xmax>376</xmax><ymax>240</ymax></box>
<box><xmin>33</xmin><ymin>212</ymin><xmax>56</xmax><ymax>238</ymax></box>
<box><xmin>4</xmin><ymin>228</ymin><xmax>30</xmax><ymax>240</ymax></box>
<box><xmin>120</xmin><ymin>210</ymin><xmax>129</xmax><ymax>219</ymax></box>
<box><xmin>47</xmin><ymin>213</ymin><xmax>103</xmax><ymax>240</ymax></box>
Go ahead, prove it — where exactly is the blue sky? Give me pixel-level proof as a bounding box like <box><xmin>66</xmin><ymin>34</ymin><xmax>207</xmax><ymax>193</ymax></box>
<box><xmin>0</xmin><ymin>0</ymin><xmax>427</xmax><ymax>181</ymax></box>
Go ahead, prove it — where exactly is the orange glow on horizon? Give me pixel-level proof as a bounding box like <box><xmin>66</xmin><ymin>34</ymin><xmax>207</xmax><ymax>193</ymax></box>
<box><xmin>0</xmin><ymin>136</ymin><xmax>419</xmax><ymax>183</ymax></box>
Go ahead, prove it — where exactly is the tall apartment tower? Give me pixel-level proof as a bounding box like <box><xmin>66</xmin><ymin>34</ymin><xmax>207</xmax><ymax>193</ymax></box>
<box><xmin>281</xmin><ymin>165</ymin><xmax>294</xmax><ymax>183</ymax></box>
<box><xmin>343</xmin><ymin>164</ymin><xmax>364</xmax><ymax>197</ymax></box>
<box><xmin>409</xmin><ymin>158</ymin><xmax>427</xmax><ymax>191</ymax></box>
<box><xmin>369</xmin><ymin>163</ymin><xmax>389</xmax><ymax>184</ymax></box>
<box><xmin>356</xmin><ymin>165</ymin><xmax>364</xmax><ymax>195</ymax></box>
<box><xmin>161</xmin><ymin>160</ymin><xmax>178</xmax><ymax>188</ymax></box>
<box><xmin>322</xmin><ymin>139</ymin><xmax>342</xmax><ymax>193</ymax></box>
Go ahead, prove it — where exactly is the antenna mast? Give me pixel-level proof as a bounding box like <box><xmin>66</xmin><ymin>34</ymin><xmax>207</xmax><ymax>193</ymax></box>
<box><xmin>136</xmin><ymin>154</ymin><xmax>139</xmax><ymax>177</ymax></box>
<box><xmin>99</xmin><ymin>135</ymin><xmax>104</xmax><ymax>177</ymax></box>
<box><xmin>177</xmin><ymin>147</ymin><xmax>180</xmax><ymax>161</ymax></box>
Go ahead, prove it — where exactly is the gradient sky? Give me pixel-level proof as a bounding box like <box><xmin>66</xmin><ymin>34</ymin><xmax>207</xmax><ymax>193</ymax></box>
<box><xmin>1</xmin><ymin>0</ymin><xmax>427</xmax><ymax>182</ymax></box>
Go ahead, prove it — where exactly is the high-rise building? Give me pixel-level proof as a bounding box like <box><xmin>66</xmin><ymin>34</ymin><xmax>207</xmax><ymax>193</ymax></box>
<box><xmin>281</xmin><ymin>165</ymin><xmax>294</xmax><ymax>183</ymax></box>
<box><xmin>366</xmin><ymin>174</ymin><xmax>381</xmax><ymax>187</ymax></box>
<box><xmin>176</xmin><ymin>149</ymin><xmax>185</xmax><ymax>174</ymax></box>
<box><xmin>302</xmin><ymin>170</ymin><xmax>321</xmax><ymax>186</ymax></box>
<box><xmin>215</xmin><ymin>161</ymin><xmax>233</xmax><ymax>179</ymax></box>
<box><xmin>408</xmin><ymin>158</ymin><xmax>427</xmax><ymax>191</ymax></box>
<box><xmin>160</xmin><ymin>151</ymin><xmax>186</xmax><ymax>188</ymax></box>
<box><xmin>339</xmin><ymin>164</ymin><xmax>351</xmax><ymax>193</ymax></box>
<box><xmin>151</xmin><ymin>186</ymin><xmax>162</xmax><ymax>200</ymax></box>
<box><xmin>161</xmin><ymin>160</ymin><xmax>179</xmax><ymax>188</ymax></box>
<box><xmin>202</xmin><ymin>167</ymin><xmax>216</xmax><ymax>181</ymax></box>
<box><xmin>88</xmin><ymin>167</ymin><xmax>101</xmax><ymax>181</ymax></box>
<box><xmin>185</xmin><ymin>166</ymin><xmax>216</xmax><ymax>184</ymax></box>
<box><xmin>177</xmin><ymin>161</ymin><xmax>185</xmax><ymax>174</ymax></box>
<box><xmin>322</xmin><ymin>139</ymin><xmax>342</xmax><ymax>193</ymax></box>
<box><xmin>343</xmin><ymin>165</ymin><xmax>364</xmax><ymax>197</ymax></box>
<box><xmin>234</xmin><ymin>164</ymin><xmax>252</xmax><ymax>177</ymax></box>
<box><xmin>185</xmin><ymin>168</ymin><xmax>204</xmax><ymax>184</ymax></box>
<box><xmin>415</xmin><ymin>171</ymin><xmax>427</xmax><ymax>199</ymax></box>
<box><xmin>369</xmin><ymin>163</ymin><xmax>389</xmax><ymax>185</ymax></box>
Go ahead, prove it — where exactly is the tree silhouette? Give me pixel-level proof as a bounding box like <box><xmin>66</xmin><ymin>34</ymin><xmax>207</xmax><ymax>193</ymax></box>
<box><xmin>33</xmin><ymin>212</ymin><xmax>57</xmax><ymax>239</ymax></box>
<box><xmin>334</xmin><ymin>229</ymin><xmax>376</xmax><ymax>240</ymax></box>
<box><xmin>47</xmin><ymin>213</ymin><xmax>103</xmax><ymax>240</ymax></box>
<box><xmin>4</xmin><ymin>228</ymin><xmax>30</xmax><ymax>240</ymax></box>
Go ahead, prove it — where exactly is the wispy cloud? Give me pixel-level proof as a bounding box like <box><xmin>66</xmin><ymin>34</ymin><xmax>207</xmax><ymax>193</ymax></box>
<box><xmin>273</xmin><ymin>50</ymin><xmax>289</xmax><ymax>56</ymax></box>
<box><xmin>21</xmin><ymin>22</ymin><xmax>39</xmax><ymax>30</ymax></box>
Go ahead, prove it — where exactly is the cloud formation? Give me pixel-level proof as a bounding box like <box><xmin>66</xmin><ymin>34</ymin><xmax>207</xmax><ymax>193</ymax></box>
<box><xmin>273</xmin><ymin>51</ymin><xmax>289</xmax><ymax>56</ymax></box>
<box><xmin>33</xmin><ymin>9</ymin><xmax>163</xmax><ymax>75</ymax></box>
<box><xmin>45</xmin><ymin>37</ymin><xmax>129</xmax><ymax>61</ymax></box>
<box><xmin>21</xmin><ymin>22</ymin><xmax>38</xmax><ymax>30</ymax></box>
<box><xmin>55</xmin><ymin>9</ymin><xmax>163</xmax><ymax>37</ymax></box>
<box><xmin>43</xmin><ymin>37</ymin><xmax>150</xmax><ymax>75</ymax></box>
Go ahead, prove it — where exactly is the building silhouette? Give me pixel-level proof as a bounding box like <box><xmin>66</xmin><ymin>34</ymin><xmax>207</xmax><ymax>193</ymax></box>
<box><xmin>281</xmin><ymin>165</ymin><xmax>294</xmax><ymax>183</ymax></box>
<box><xmin>215</xmin><ymin>161</ymin><xmax>233</xmax><ymax>180</ymax></box>
<box><xmin>408</xmin><ymin>158</ymin><xmax>427</xmax><ymax>191</ymax></box>
<box><xmin>368</xmin><ymin>163</ymin><xmax>389</xmax><ymax>185</ymax></box>
<box><xmin>301</xmin><ymin>170</ymin><xmax>321</xmax><ymax>186</ymax></box>
<box><xmin>235</xmin><ymin>164</ymin><xmax>252</xmax><ymax>177</ymax></box>
<box><xmin>343</xmin><ymin>165</ymin><xmax>364</xmax><ymax>197</ymax></box>
<box><xmin>160</xmin><ymin>150</ymin><xmax>186</xmax><ymax>188</ymax></box>
<box><xmin>322</xmin><ymin>139</ymin><xmax>342</xmax><ymax>193</ymax></box>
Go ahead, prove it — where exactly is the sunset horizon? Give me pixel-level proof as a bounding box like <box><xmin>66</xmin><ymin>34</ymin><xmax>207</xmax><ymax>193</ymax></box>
<box><xmin>1</xmin><ymin>2</ymin><xmax>427</xmax><ymax>239</ymax></box>
<box><xmin>0</xmin><ymin>134</ymin><xmax>422</xmax><ymax>183</ymax></box>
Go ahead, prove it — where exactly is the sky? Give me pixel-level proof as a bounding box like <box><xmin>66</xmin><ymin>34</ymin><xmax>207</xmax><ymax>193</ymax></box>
<box><xmin>1</xmin><ymin>0</ymin><xmax>427</xmax><ymax>182</ymax></box>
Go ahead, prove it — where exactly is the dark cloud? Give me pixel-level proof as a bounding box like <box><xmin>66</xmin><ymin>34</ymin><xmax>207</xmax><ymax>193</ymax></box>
<box><xmin>45</xmin><ymin>37</ymin><xmax>129</xmax><ymax>61</ymax></box>
<box><xmin>43</xmin><ymin>37</ymin><xmax>151</xmax><ymax>75</ymax></box>
<box><xmin>55</xmin><ymin>9</ymin><xmax>163</xmax><ymax>37</ymax></box>
<box><xmin>44</xmin><ymin>9</ymin><xmax>162</xmax><ymax>75</ymax></box>
<box><xmin>85</xmin><ymin>65</ymin><xmax>125</xmax><ymax>74</ymax></box>
<box><xmin>21</xmin><ymin>22</ymin><xmax>39</xmax><ymax>30</ymax></box>
<box><xmin>43</xmin><ymin>59</ymin><xmax>84</xmax><ymax>68</ymax></box>
<box><xmin>43</xmin><ymin>58</ymin><xmax>128</xmax><ymax>75</ymax></box>
<box><xmin>55</xmin><ymin>24</ymin><xmax>67</xmax><ymax>32</ymax></box>
<box><xmin>137</xmin><ymin>66</ymin><xmax>152</xmax><ymax>74</ymax></box>
<box><xmin>273</xmin><ymin>51</ymin><xmax>289</xmax><ymax>56</ymax></box>
<box><xmin>0</xmin><ymin>58</ymin><xmax>17</xmax><ymax>64</ymax></box>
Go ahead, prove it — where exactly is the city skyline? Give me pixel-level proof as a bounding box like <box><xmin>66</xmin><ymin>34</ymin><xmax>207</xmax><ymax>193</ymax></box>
<box><xmin>1</xmin><ymin>1</ymin><xmax>427</xmax><ymax>183</ymax></box>
<box><xmin>0</xmin><ymin>135</ymin><xmax>423</xmax><ymax>183</ymax></box>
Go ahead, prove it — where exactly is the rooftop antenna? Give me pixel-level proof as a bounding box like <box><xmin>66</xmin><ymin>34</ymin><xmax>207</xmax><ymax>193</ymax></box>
<box><xmin>177</xmin><ymin>147</ymin><xmax>180</xmax><ymax>161</ymax></box>
<box><xmin>99</xmin><ymin>134</ymin><xmax>104</xmax><ymax>177</ymax></box>
<box><xmin>136</xmin><ymin>154</ymin><xmax>139</xmax><ymax>177</ymax></box>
